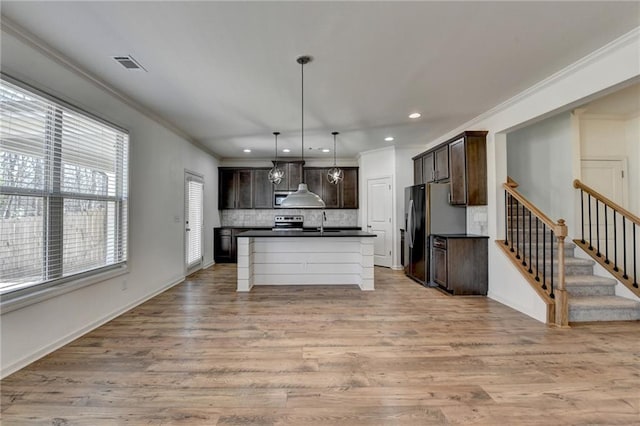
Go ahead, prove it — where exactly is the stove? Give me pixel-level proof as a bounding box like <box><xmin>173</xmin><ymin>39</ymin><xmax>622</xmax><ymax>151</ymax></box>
<box><xmin>272</xmin><ymin>215</ymin><xmax>304</xmax><ymax>231</ymax></box>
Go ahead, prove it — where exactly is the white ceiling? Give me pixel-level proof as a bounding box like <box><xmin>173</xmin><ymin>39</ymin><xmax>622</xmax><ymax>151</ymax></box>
<box><xmin>1</xmin><ymin>2</ymin><xmax>639</xmax><ymax>159</ymax></box>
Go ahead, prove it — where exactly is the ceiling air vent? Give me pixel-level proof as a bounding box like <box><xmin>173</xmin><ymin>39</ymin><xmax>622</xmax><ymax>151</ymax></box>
<box><xmin>113</xmin><ymin>55</ymin><xmax>147</xmax><ymax>71</ymax></box>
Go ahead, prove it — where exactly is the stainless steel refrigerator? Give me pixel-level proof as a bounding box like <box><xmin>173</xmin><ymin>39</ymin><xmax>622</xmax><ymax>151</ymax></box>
<box><xmin>404</xmin><ymin>183</ymin><xmax>466</xmax><ymax>285</ymax></box>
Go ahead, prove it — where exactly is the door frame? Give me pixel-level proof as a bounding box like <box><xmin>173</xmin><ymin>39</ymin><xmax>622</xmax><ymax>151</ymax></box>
<box><xmin>185</xmin><ymin>170</ymin><xmax>204</xmax><ymax>275</ymax></box>
<box><xmin>365</xmin><ymin>175</ymin><xmax>394</xmax><ymax>268</ymax></box>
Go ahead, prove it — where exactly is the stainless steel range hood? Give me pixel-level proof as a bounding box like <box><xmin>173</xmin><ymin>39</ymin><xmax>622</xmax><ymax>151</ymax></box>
<box><xmin>280</xmin><ymin>183</ymin><xmax>326</xmax><ymax>208</ymax></box>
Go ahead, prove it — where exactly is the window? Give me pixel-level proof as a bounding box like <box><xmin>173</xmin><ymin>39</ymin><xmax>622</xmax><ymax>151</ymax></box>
<box><xmin>0</xmin><ymin>76</ymin><xmax>129</xmax><ymax>301</ymax></box>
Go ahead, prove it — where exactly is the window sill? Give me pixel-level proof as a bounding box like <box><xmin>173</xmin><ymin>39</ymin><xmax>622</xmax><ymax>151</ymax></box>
<box><xmin>1</xmin><ymin>265</ymin><xmax>129</xmax><ymax>314</ymax></box>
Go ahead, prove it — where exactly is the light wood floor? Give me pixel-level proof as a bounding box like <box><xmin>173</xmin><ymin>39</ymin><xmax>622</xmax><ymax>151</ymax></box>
<box><xmin>2</xmin><ymin>265</ymin><xmax>639</xmax><ymax>425</ymax></box>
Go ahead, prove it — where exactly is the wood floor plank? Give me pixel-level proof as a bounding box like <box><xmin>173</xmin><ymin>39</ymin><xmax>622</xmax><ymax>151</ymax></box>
<box><xmin>1</xmin><ymin>264</ymin><xmax>638</xmax><ymax>425</ymax></box>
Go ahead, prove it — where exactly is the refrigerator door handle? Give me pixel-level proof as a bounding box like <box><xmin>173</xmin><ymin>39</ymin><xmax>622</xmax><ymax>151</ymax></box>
<box><xmin>407</xmin><ymin>199</ymin><xmax>414</xmax><ymax>248</ymax></box>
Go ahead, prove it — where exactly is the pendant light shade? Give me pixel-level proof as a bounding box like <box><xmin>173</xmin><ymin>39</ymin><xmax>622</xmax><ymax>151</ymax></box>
<box><xmin>268</xmin><ymin>131</ymin><xmax>284</xmax><ymax>184</ymax></box>
<box><xmin>327</xmin><ymin>131</ymin><xmax>343</xmax><ymax>185</ymax></box>
<box><xmin>281</xmin><ymin>56</ymin><xmax>325</xmax><ymax>209</ymax></box>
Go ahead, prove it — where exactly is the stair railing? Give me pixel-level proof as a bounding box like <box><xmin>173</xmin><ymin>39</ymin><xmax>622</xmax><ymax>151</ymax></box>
<box><xmin>498</xmin><ymin>177</ymin><xmax>568</xmax><ymax>326</ymax></box>
<box><xmin>573</xmin><ymin>179</ymin><xmax>639</xmax><ymax>297</ymax></box>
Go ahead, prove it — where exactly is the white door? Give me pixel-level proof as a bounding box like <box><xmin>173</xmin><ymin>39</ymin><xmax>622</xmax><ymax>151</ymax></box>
<box><xmin>185</xmin><ymin>172</ymin><xmax>204</xmax><ymax>274</ymax></box>
<box><xmin>580</xmin><ymin>158</ymin><xmax>627</xmax><ymax>253</ymax></box>
<box><xmin>367</xmin><ymin>177</ymin><xmax>393</xmax><ymax>267</ymax></box>
<box><xmin>580</xmin><ymin>159</ymin><xmax>627</xmax><ymax>206</ymax></box>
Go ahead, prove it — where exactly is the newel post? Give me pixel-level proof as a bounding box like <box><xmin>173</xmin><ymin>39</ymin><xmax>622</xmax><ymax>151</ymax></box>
<box><xmin>555</xmin><ymin>219</ymin><xmax>569</xmax><ymax>327</ymax></box>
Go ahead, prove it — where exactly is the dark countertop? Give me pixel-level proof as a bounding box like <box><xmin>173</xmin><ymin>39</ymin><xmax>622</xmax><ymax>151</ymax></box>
<box><xmin>431</xmin><ymin>234</ymin><xmax>489</xmax><ymax>239</ymax></box>
<box><xmin>216</xmin><ymin>226</ymin><xmax>361</xmax><ymax>230</ymax></box>
<box><xmin>236</xmin><ymin>230</ymin><xmax>376</xmax><ymax>238</ymax></box>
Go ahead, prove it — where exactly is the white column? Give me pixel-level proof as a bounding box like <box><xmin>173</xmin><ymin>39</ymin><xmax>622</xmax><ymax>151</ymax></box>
<box><xmin>360</xmin><ymin>237</ymin><xmax>375</xmax><ymax>291</ymax></box>
<box><xmin>236</xmin><ymin>237</ymin><xmax>253</xmax><ymax>292</ymax></box>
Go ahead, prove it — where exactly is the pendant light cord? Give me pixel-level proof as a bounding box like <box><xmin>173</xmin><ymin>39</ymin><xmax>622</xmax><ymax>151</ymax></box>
<box><xmin>301</xmin><ymin>59</ymin><xmax>305</xmax><ymax>183</ymax></box>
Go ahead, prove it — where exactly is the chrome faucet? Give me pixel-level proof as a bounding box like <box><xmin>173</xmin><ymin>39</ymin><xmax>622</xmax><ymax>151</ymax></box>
<box><xmin>320</xmin><ymin>210</ymin><xmax>327</xmax><ymax>233</ymax></box>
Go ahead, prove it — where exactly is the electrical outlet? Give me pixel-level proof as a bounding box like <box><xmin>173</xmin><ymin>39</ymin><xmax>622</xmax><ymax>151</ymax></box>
<box><xmin>121</xmin><ymin>279</ymin><xmax>127</xmax><ymax>291</ymax></box>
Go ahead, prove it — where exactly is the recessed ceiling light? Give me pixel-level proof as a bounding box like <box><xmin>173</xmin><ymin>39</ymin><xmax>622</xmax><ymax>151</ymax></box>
<box><xmin>243</xmin><ymin>149</ymin><xmax>251</xmax><ymax>153</ymax></box>
<box><xmin>409</xmin><ymin>112</ymin><xmax>421</xmax><ymax>119</ymax></box>
<box><xmin>282</xmin><ymin>149</ymin><xmax>290</xmax><ymax>153</ymax></box>
<box><xmin>322</xmin><ymin>149</ymin><xmax>330</xmax><ymax>153</ymax></box>
<box><xmin>385</xmin><ymin>137</ymin><xmax>394</xmax><ymax>142</ymax></box>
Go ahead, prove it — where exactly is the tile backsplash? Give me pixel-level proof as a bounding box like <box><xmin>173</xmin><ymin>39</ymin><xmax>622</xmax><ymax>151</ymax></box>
<box><xmin>467</xmin><ymin>205</ymin><xmax>488</xmax><ymax>236</ymax></box>
<box><xmin>221</xmin><ymin>209</ymin><xmax>359</xmax><ymax>228</ymax></box>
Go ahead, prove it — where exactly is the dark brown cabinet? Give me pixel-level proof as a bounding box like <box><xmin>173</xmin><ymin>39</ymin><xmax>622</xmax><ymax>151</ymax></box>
<box><xmin>431</xmin><ymin>235</ymin><xmax>488</xmax><ymax>295</ymax></box>
<box><xmin>252</xmin><ymin>168</ymin><xmax>273</xmax><ymax>209</ymax></box>
<box><xmin>422</xmin><ymin>152</ymin><xmax>435</xmax><ymax>183</ymax></box>
<box><xmin>448</xmin><ymin>131</ymin><xmax>487</xmax><ymax>206</ymax></box>
<box><xmin>218</xmin><ymin>168</ymin><xmax>274</xmax><ymax>209</ymax></box>
<box><xmin>412</xmin><ymin>130</ymin><xmax>486</xmax><ymax>206</ymax></box>
<box><xmin>434</xmin><ymin>145</ymin><xmax>449</xmax><ymax>181</ymax></box>
<box><xmin>219</xmin><ymin>165</ymin><xmax>358</xmax><ymax>209</ymax></box>
<box><xmin>413</xmin><ymin>157</ymin><xmax>423</xmax><ymax>184</ymax></box>
<box><xmin>273</xmin><ymin>162</ymin><xmax>304</xmax><ymax>192</ymax></box>
<box><xmin>414</xmin><ymin>145</ymin><xmax>448</xmax><ymax>184</ymax></box>
<box><xmin>304</xmin><ymin>167</ymin><xmax>358</xmax><ymax>209</ymax></box>
<box><xmin>214</xmin><ymin>228</ymin><xmax>236</xmax><ymax>263</ymax></box>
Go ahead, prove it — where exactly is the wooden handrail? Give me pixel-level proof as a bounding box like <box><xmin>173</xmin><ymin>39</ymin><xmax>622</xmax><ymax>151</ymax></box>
<box><xmin>502</xmin><ymin>177</ymin><xmax>569</xmax><ymax>327</ymax></box>
<box><xmin>573</xmin><ymin>179</ymin><xmax>640</xmax><ymax>226</ymax></box>
<box><xmin>503</xmin><ymin>177</ymin><xmax>568</xmax><ymax>238</ymax></box>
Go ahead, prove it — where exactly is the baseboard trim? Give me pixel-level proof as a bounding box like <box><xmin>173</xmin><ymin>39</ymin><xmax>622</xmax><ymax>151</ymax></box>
<box><xmin>202</xmin><ymin>259</ymin><xmax>215</xmax><ymax>269</ymax></box>
<box><xmin>1</xmin><ymin>275</ymin><xmax>185</xmax><ymax>379</ymax></box>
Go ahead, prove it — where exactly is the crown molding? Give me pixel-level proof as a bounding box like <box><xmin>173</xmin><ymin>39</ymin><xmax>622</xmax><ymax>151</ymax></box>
<box><xmin>0</xmin><ymin>16</ymin><xmax>220</xmax><ymax>161</ymax></box>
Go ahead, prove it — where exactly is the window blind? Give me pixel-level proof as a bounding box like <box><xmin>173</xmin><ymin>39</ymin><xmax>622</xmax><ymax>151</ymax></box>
<box><xmin>186</xmin><ymin>178</ymin><xmax>203</xmax><ymax>266</ymax></box>
<box><xmin>0</xmin><ymin>77</ymin><xmax>129</xmax><ymax>297</ymax></box>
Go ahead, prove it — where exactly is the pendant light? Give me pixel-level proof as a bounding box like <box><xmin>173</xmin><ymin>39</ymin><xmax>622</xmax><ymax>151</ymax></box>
<box><xmin>268</xmin><ymin>131</ymin><xmax>284</xmax><ymax>184</ymax></box>
<box><xmin>280</xmin><ymin>56</ymin><xmax>325</xmax><ymax>208</ymax></box>
<box><xmin>327</xmin><ymin>131</ymin><xmax>343</xmax><ymax>185</ymax></box>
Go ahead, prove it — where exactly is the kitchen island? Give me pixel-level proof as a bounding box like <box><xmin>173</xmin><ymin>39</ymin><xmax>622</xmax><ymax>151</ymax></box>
<box><xmin>235</xmin><ymin>230</ymin><xmax>376</xmax><ymax>292</ymax></box>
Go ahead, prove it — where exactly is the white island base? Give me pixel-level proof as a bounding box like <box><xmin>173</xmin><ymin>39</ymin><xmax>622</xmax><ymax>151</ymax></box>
<box><xmin>236</xmin><ymin>232</ymin><xmax>375</xmax><ymax>292</ymax></box>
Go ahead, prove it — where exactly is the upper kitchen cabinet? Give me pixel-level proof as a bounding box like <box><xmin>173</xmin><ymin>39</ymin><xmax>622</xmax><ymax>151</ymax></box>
<box><xmin>219</xmin><ymin>167</ymin><xmax>273</xmax><ymax>209</ymax></box>
<box><xmin>252</xmin><ymin>168</ymin><xmax>274</xmax><ymax>209</ymax></box>
<box><xmin>413</xmin><ymin>145</ymin><xmax>448</xmax><ymax>184</ymax></box>
<box><xmin>273</xmin><ymin>161</ymin><xmax>304</xmax><ymax>192</ymax></box>
<box><xmin>448</xmin><ymin>131</ymin><xmax>487</xmax><ymax>206</ymax></box>
<box><xmin>303</xmin><ymin>167</ymin><xmax>358</xmax><ymax>209</ymax></box>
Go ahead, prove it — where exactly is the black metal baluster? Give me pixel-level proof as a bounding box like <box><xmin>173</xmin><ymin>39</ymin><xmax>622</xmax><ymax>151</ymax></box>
<box><xmin>542</xmin><ymin>223</ymin><xmax>547</xmax><ymax>291</ymax></box>
<box><xmin>622</xmin><ymin>217</ymin><xmax>628</xmax><ymax>279</ymax></box>
<box><xmin>516</xmin><ymin>200</ymin><xmax>520</xmax><ymax>260</ymax></box>
<box><xmin>527</xmin><ymin>209</ymin><xmax>532</xmax><ymax>273</ymax></box>
<box><xmin>522</xmin><ymin>206</ymin><xmax>528</xmax><ymax>267</ymax></box>
<box><xmin>504</xmin><ymin>191</ymin><xmax>509</xmax><ymax>246</ymax></box>
<box><xmin>549</xmin><ymin>229</ymin><xmax>555</xmax><ymax>299</ymax></box>
<box><xmin>510</xmin><ymin>194</ymin><xmax>515</xmax><ymax>253</ymax></box>
<box><xmin>604</xmin><ymin>204</ymin><xmax>610</xmax><ymax>265</ymax></box>
<box><xmin>535</xmin><ymin>217</ymin><xmax>540</xmax><ymax>282</ymax></box>
<box><xmin>588</xmin><ymin>194</ymin><xmax>593</xmax><ymax>251</ymax></box>
<box><xmin>580</xmin><ymin>189</ymin><xmax>585</xmax><ymax>244</ymax></box>
<box><xmin>596</xmin><ymin>199</ymin><xmax>601</xmax><ymax>257</ymax></box>
<box><xmin>613</xmin><ymin>210</ymin><xmax>619</xmax><ymax>272</ymax></box>
<box><xmin>633</xmin><ymin>224</ymin><xmax>637</xmax><ymax>288</ymax></box>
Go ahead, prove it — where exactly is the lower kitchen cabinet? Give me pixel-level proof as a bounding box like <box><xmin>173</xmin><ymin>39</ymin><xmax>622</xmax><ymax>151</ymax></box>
<box><xmin>431</xmin><ymin>234</ymin><xmax>488</xmax><ymax>295</ymax></box>
<box><xmin>214</xmin><ymin>228</ymin><xmax>236</xmax><ymax>263</ymax></box>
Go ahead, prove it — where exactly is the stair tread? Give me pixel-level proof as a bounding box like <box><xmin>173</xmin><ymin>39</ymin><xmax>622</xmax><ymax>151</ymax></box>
<box><xmin>569</xmin><ymin>295</ymin><xmax>640</xmax><ymax>309</ymax></box>
<box><xmin>544</xmin><ymin>257</ymin><xmax>594</xmax><ymax>266</ymax></box>
<box><xmin>565</xmin><ymin>275</ymin><xmax>617</xmax><ymax>286</ymax></box>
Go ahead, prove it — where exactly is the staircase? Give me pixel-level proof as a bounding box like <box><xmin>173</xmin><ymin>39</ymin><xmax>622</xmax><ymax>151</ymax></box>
<box><xmin>509</xmin><ymin>214</ymin><xmax>640</xmax><ymax>324</ymax></box>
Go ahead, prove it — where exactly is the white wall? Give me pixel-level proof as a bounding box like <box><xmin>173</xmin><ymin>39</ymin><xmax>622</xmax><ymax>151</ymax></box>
<box><xmin>1</xmin><ymin>28</ymin><xmax>220</xmax><ymax>377</ymax></box>
<box><xmin>418</xmin><ymin>27</ymin><xmax>640</xmax><ymax>323</ymax></box>
<box><xmin>627</xmin><ymin>115</ymin><xmax>640</xmax><ymax>214</ymax></box>
<box><xmin>507</xmin><ymin>112</ymin><xmax>574</xmax><ymax>223</ymax></box>
<box><xmin>579</xmin><ymin>113</ymin><xmax>639</xmax><ymax>214</ymax></box>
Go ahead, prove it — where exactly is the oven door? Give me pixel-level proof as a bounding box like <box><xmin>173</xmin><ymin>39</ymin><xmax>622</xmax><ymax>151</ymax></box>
<box><xmin>274</xmin><ymin>191</ymin><xmax>292</xmax><ymax>208</ymax></box>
